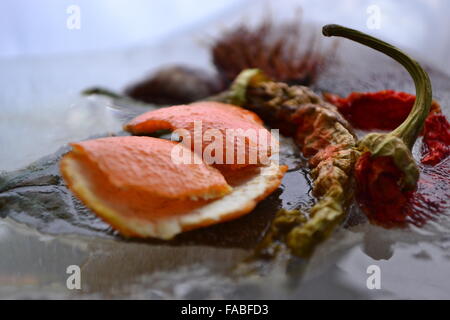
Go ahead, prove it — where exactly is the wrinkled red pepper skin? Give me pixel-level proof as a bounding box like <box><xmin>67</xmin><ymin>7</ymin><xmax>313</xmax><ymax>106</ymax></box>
<box><xmin>355</xmin><ymin>152</ymin><xmax>410</xmax><ymax>227</ymax></box>
<box><xmin>324</xmin><ymin>90</ymin><xmax>416</xmax><ymax>130</ymax></box>
<box><xmin>325</xmin><ymin>90</ymin><xmax>450</xmax><ymax>165</ymax></box>
<box><xmin>355</xmin><ymin>152</ymin><xmax>450</xmax><ymax>228</ymax></box>
<box><xmin>422</xmin><ymin>114</ymin><xmax>450</xmax><ymax>165</ymax></box>
<box><xmin>328</xmin><ymin>90</ymin><xmax>450</xmax><ymax>227</ymax></box>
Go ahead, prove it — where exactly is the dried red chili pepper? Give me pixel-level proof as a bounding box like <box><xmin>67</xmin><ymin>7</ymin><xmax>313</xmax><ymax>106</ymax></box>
<box><xmin>356</xmin><ymin>153</ymin><xmax>449</xmax><ymax>227</ymax></box>
<box><xmin>324</xmin><ymin>90</ymin><xmax>416</xmax><ymax>130</ymax></box>
<box><xmin>355</xmin><ymin>152</ymin><xmax>410</xmax><ymax>227</ymax></box>
<box><xmin>324</xmin><ymin>90</ymin><xmax>450</xmax><ymax>165</ymax></box>
<box><xmin>323</xmin><ymin>24</ymin><xmax>435</xmax><ymax>229</ymax></box>
<box><xmin>421</xmin><ymin>113</ymin><xmax>450</xmax><ymax>165</ymax></box>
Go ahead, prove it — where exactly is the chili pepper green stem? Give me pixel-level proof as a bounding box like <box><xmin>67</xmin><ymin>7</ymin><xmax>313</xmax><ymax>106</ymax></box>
<box><xmin>322</xmin><ymin>24</ymin><xmax>432</xmax><ymax>149</ymax></box>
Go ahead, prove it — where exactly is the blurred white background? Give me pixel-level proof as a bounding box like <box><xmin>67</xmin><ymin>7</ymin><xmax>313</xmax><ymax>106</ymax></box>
<box><xmin>1</xmin><ymin>0</ymin><xmax>450</xmax><ymax>171</ymax></box>
<box><xmin>0</xmin><ymin>0</ymin><xmax>245</xmax><ymax>56</ymax></box>
<box><xmin>0</xmin><ymin>0</ymin><xmax>449</xmax><ymax>73</ymax></box>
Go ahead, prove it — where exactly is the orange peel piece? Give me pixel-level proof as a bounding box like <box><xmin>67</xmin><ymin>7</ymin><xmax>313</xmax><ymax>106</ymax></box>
<box><xmin>124</xmin><ymin>102</ymin><xmax>276</xmax><ymax>170</ymax></box>
<box><xmin>60</xmin><ymin>136</ymin><xmax>286</xmax><ymax>239</ymax></box>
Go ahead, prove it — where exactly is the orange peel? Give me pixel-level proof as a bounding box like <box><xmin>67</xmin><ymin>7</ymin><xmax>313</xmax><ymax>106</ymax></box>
<box><xmin>124</xmin><ymin>102</ymin><xmax>276</xmax><ymax>170</ymax></box>
<box><xmin>60</xmin><ymin>136</ymin><xmax>286</xmax><ymax>239</ymax></box>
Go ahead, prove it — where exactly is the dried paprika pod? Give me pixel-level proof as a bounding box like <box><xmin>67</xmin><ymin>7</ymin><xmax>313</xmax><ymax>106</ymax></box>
<box><xmin>324</xmin><ymin>90</ymin><xmax>449</xmax><ymax>165</ymax></box>
<box><xmin>214</xmin><ymin>69</ymin><xmax>358</xmax><ymax>258</ymax></box>
<box><xmin>322</xmin><ymin>24</ymin><xmax>434</xmax><ymax>226</ymax></box>
<box><xmin>421</xmin><ymin>113</ymin><xmax>450</xmax><ymax>165</ymax></box>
